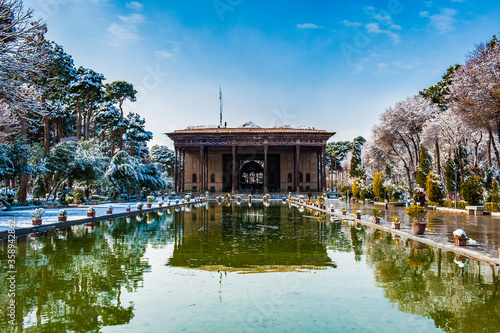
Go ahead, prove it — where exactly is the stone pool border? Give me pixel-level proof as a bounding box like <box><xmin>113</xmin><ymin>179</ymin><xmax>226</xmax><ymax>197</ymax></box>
<box><xmin>291</xmin><ymin>198</ymin><xmax>500</xmax><ymax>267</ymax></box>
<box><xmin>0</xmin><ymin>199</ymin><xmax>208</xmax><ymax>239</ymax></box>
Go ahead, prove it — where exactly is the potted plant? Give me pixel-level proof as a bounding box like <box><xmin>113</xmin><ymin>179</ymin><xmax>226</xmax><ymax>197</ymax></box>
<box><xmin>167</xmin><ymin>199</ymin><xmax>171</xmax><ymax>205</ymax></box>
<box><xmin>406</xmin><ymin>205</ymin><xmax>428</xmax><ymax>235</ymax></box>
<box><xmin>299</xmin><ymin>195</ymin><xmax>304</xmax><ymax>203</ymax></box>
<box><xmin>58</xmin><ymin>209</ymin><xmax>67</xmax><ymax>222</ymax></box>
<box><xmin>126</xmin><ymin>204</ymin><xmax>131</xmax><ymax>212</ymax></box>
<box><xmin>248</xmin><ymin>194</ymin><xmax>252</xmax><ymax>203</ymax></box>
<box><xmin>330</xmin><ymin>204</ymin><xmax>335</xmax><ymax>213</ymax></box>
<box><xmin>107</xmin><ymin>205</ymin><xmax>113</xmax><ymax>214</ymax></box>
<box><xmin>236</xmin><ymin>195</ymin><xmax>242</xmax><ymax>203</ymax></box>
<box><xmin>225</xmin><ymin>193</ymin><xmax>231</xmax><ymax>203</ymax></box>
<box><xmin>87</xmin><ymin>207</ymin><xmax>95</xmax><ymax>218</ymax></box>
<box><xmin>185</xmin><ymin>194</ymin><xmax>191</xmax><ymax>203</ymax></box>
<box><xmin>391</xmin><ymin>216</ymin><xmax>400</xmax><ymax>229</ymax></box>
<box><xmin>317</xmin><ymin>196</ymin><xmax>325</xmax><ymax>209</ymax></box>
<box><xmin>372</xmin><ymin>209</ymin><xmax>382</xmax><ymax>223</ymax></box>
<box><xmin>341</xmin><ymin>206</ymin><xmax>346</xmax><ymax>215</ymax></box>
<box><xmin>453</xmin><ymin>229</ymin><xmax>468</xmax><ymax>246</ymax></box>
<box><xmin>158</xmin><ymin>201</ymin><xmax>164</xmax><ymax>207</ymax></box>
<box><xmin>136</xmin><ymin>202</ymin><xmax>143</xmax><ymax>210</ymax></box>
<box><xmin>74</xmin><ymin>188</ymin><xmax>84</xmax><ymax>205</ymax></box>
<box><xmin>355</xmin><ymin>210</ymin><xmax>361</xmax><ymax>219</ymax></box>
<box><xmin>263</xmin><ymin>194</ymin><xmax>270</xmax><ymax>203</ymax></box>
<box><xmin>147</xmin><ymin>195</ymin><xmax>155</xmax><ymax>208</ymax></box>
<box><xmin>282</xmin><ymin>197</ymin><xmax>287</xmax><ymax>203</ymax></box>
<box><xmin>31</xmin><ymin>208</ymin><xmax>44</xmax><ymax>225</ymax></box>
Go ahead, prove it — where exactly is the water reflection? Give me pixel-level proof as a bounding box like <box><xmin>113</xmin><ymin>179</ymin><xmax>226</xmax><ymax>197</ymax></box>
<box><xmin>366</xmin><ymin>232</ymin><xmax>499</xmax><ymax>332</ymax></box>
<box><xmin>0</xmin><ymin>203</ymin><xmax>498</xmax><ymax>332</ymax></box>
<box><xmin>167</xmin><ymin>203</ymin><xmax>336</xmax><ymax>272</ymax></box>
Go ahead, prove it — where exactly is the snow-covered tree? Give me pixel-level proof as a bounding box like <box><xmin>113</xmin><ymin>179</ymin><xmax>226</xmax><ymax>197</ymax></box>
<box><xmin>447</xmin><ymin>36</ymin><xmax>500</xmax><ymax>168</ymax></box>
<box><xmin>0</xmin><ymin>0</ymin><xmax>46</xmax><ymax>106</ymax></box>
<box><xmin>124</xmin><ymin>112</ymin><xmax>152</xmax><ymax>158</ymax></box>
<box><xmin>349</xmin><ymin>136</ymin><xmax>365</xmax><ymax>179</ymax></box>
<box><xmin>371</xmin><ymin>95</ymin><xmax>439</xmax><ymax>191</ymax></box>
<box><xmin>149</xmin><ymin>145</ymin><xmax>175</xmax><ymax>176</ymax></box>
<box><xmin>69</xmin><ymin>67</ymin><xmax>105</xmax><ymax>141</ymax></box>
<box><xmin>105</xmin><ymin>81</ymin><xmax>137</xmax><ymax>149</ymax></box>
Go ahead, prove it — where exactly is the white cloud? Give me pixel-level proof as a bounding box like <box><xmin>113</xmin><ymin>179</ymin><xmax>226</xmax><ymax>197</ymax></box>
<box><xmin>119</xmin><ymin>13</ymin><xmax>145</xmax><ymax>24</ymax></box>
<box><xmin>154</xmin><ymin>47</ymin><xmax>180</xmax><ymax>59</ymax></box>
<box><xmin>420</xmin><ymin>8</ymin><xmax>458</xmax><ymax>33</ymax></box>
<box><xmin>106</xmin><ymin>14</ymin><xmax>145</xmax><ymax>46</ymax></box>
<box><xmin>341</xmin><ymin>20</ymin><xmax>362</xmax><ymax>27</ymax></box>
<box><xmin>126</xmin><ymin>1</ymin><xmax>143</xmax><ymax>11</ymax></box>
<box><xmin>106</xmin><ymin>23</ymin><xmax>141</xmax><ymax>45</ymax></box>
<box><xmin>366</xmin><ymin>23</ymin><xmax>401</xmax><ymax>44</ymax></box>
<box><xmin>361</xmin><ymin>6</ymin><xmax>402</xmax><ymax>43</ymax></box>
<box><xmin>296</xmin><ymin>23</ymin><xmax>322</xmax><ymax>29</ymax></box>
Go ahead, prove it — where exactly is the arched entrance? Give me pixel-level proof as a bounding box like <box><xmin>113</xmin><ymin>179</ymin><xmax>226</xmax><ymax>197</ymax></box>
<box><xmin>240</xmin><ymin>161</ymin><xmax>264</xmax><ymax>190</ymax></box>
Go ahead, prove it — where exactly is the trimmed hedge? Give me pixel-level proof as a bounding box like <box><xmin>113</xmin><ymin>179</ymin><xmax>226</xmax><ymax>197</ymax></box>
<box><xmin>443</xmin><ymin>200</ymin><xmax>467</xmax><ymax>209</ymax></box>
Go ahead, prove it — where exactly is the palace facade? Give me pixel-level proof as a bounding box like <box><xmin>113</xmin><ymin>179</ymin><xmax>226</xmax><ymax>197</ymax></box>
<box><xmin>166</xmin><ymin>123</ymin><xmax>335</xmax><ymax>193</ymax></box>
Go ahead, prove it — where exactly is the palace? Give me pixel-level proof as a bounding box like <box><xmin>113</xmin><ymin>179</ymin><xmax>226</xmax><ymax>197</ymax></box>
<box><xmin>166</xmin><ymin>122</ymin><xmax>335</xmax><ymax>193</ymax></box>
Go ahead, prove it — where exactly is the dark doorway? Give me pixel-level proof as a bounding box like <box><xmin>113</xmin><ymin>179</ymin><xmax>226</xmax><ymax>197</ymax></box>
<box><xmin>240</xmin><ymin>161</ymin><xmax>264</xmax><ymax>190</ymax></box>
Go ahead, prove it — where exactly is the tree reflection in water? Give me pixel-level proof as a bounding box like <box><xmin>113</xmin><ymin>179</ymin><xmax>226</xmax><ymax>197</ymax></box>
<box><xmin>1</xmin><ymin>203</ymin><xmax>499</xmax><ymax>332</ymax></box>
<box><xmin>0</xmin><ymin>211</ymin><xmax>175</xmax><ymax>332</ymax></box>
<box><xmin>365</xmin><ymin>232</ymin><xmax>499</xmax><ymax>332</ymax></box>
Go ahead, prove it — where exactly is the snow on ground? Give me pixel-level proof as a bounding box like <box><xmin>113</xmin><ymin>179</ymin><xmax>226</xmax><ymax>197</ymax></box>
<box><xmin>0</xmin><ymin>200</ymin><xmax>166</xmax><ymax>231</ymax></box>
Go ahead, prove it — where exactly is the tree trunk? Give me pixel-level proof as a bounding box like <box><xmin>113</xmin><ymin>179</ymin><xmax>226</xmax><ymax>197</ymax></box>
<box><xmin>42</xmin><ymin>99</ymin><xmax>51</xmax><ymax>156</ymax></box>
<box><xmin>487</xmin><ymin>133</ymin><xmax>492</xmax><ymax>167</ymax></box>
<box><xmin>85</xmin><ymin>93</ymin><xmax>94</xmax><ymax>140</ymax></box>
<box><xmin>435</xmin><ymin>140</ymin><xmax>441</xmax><ymax>177</ymax></box>
<box><xmin>406</xmin><ymin>166</ymin><xmax>412</xmax><ymax>194</ymax></box>
<box><xmin>491</xmin><ymin>131</ymin><xmax>500</xmax><ymax>169</ymax></box>
<box><xmin>18</xmin><ymin>118</ymin><xmax>28</xmax><ymax>205</ymax></box>
<box><xmin>58</xmin><ymin>117</ymin><xmax>64</xmax><ymax>139</ymax></box>
<box><xmin>53</xmin><ymin>121</ymin><xmax>58</xmax><ymax>144</ymax></box>
<box><xmin>77</xmin><ymin>101</ymin><xmax>82</xmax><ymax>140</ymax></box>
<box><xmin>119</xmin><ymin>100</ymin><xmax>124</xmax><ymax>150</ymax></box>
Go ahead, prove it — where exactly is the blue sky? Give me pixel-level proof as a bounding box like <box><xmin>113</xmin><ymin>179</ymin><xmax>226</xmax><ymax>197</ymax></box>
<box><xmin>24</xmin><ymin>0</ymin><xmax>500</xmax><ymax>148</ymax></box>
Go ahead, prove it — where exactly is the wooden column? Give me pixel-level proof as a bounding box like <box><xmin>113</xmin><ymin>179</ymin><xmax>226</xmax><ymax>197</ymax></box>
<box><xmin>181</xmin><ymin>149</ymin><xmax>185</xmax><ymax>192</ymax></box>
<box><xmin>295</xmin><ymin>145</ymin><xmax>300</xmax><ymax>193</ymax></box>
<box><xmin>200</xmin><ymin>146</ymin><xmax>204</xmax><ymax>193</ymax></box>
<box><xmin>232</xmin><ymin>145</ymin><xmax>237</xmax><ymax>193</ymax></box>
<box><xmin>205</xmin><ymin>146</ymin><xmax>209</xmax><ymax>193</ymax></box>
<box><xmin>174</xmin><ymin>147</ymin><xmax>178</xmax><ymax>193</ymax></box>
<box><xmin>317</xmin><ymin>148</ymin><xmax>321</xmax><ymax>192</ymax></box>
<box><xmin>264</xmin><ymin>145</ymin><xmax>268</xmax><ymax>193</ymax></box>
<box><xmin>322</xmin><ymin>145</ymin><xmax>327</xmax><ymax>192</ymax></box>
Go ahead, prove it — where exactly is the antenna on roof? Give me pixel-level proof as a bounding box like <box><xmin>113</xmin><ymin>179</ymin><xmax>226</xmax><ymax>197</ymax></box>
<box><xmin>219</xmin><ymin>86</ymin><xmax>223</xmax><ymax>127</ymax></box>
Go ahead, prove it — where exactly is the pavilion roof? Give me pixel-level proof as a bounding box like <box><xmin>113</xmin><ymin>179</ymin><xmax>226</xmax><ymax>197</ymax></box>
<box><xmin>167</xmin><ymin>124</ymin><xmax>335</xmax><ymax>136</ymax></box>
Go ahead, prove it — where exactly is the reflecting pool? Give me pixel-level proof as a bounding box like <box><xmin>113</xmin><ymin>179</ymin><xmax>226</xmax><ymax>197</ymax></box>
<box><xmin>1</xmin><ymin>202</ymin><xmax>499</xmax><ymax>332</ymax></box>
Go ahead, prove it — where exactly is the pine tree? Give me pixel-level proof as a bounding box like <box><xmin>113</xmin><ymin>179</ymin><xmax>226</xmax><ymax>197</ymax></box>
<box><xmin>416</xmin><ymin>147</ymin><xmax>432</xmax><ymax>188</ymax></box>
<box><xmin>352</xmin><ymin>178</ymin><xmax>362</xmax><ymax>200</ymax></box>
<box><xmin>373</xmin><ymin>171</ymin><xmax>384</xmax><ymax>201</ymax></box>
<box><xmin>426</xmin><ymin>171</ymin><xmax>445</xmax><ymax>205</ymax></box>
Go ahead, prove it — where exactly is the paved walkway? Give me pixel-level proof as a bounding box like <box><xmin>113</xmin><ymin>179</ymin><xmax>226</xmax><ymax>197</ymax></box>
<box><xmin>0</xmin><ymin>198</ymin><xmax>200</xmax><ymax>236</ymax></box>
<box><xmin>308</xmin><ymin>198</ymin><xmax>500</xmax><ymax>266</ymax></box>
